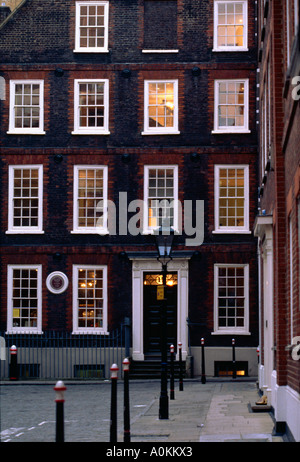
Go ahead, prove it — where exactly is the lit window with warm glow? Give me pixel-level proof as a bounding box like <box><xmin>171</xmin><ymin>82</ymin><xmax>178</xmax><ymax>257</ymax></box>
<box><xmin>214</xmin><ymin>165</ymin><xmax>250</xmax><ymax>233</ymax></box>
<box><xmin>73</xmin><ymin>265</ymin><xmax>108</xmax><ymax>334</ymax></box>
<box><xmin>213</xmin><ymin>1</ymin><xmax>248</xmax><ymax>51</ymax></box>
<box><xmin>143</xmin><ymin>80</ymin><xmax>179</xmax><ymax>134</ymax></box>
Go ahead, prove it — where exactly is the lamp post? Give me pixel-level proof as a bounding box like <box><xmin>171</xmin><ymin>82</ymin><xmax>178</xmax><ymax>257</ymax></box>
<box><xmin>154</xmin><ymin>224</ymin><xmax>174</xmax><ymax>420</ymax></box>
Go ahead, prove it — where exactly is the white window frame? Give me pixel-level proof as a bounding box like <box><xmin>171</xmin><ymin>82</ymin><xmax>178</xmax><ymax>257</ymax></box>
<box><xmin>142</xmin><ymin>80</ymin><xmax>180</xmax><ymax>135</ymax></box>
<box><xmin>213</xmin><ymin>79</ymin><xmax>250</xmax><ymax>134</ymax></box>
<box><xmin>72</xmin><ymin>265</ymin><xmax>108</xmax><ymax>335</ymax></box>
<box><xmin>74</xmin><ymin>1</ymin><xmax>109</xmax><ymax>53</ymax></box>
<box><xmin>213</xmin><ymin>0</ymin><xmax>248</xmax><ymax>52</ymax></box>
<box><xmin>72</xmin><ymin>165</ymin><xmax>108</xmax><ymax>234</ymax></box>
<box><xmin>6</xmin><ymin>165</ymin><xmax>44</xmax><ymax>234</ymax></box>
<box><xmin>7</xmin><ymin>264</ymin><xmax>43</xmax><ymax>334</ymax></box>
<box><xmin>8</xmin><ymin>80</ymin><xmax>45</xmax><ymax>135</ymax></box>
<box><xmin>214</xmin><ymin>165</ymin><xmax>250</xmax><ymax>234</ymax></box>
<box><xmin>143</xmin><ymin>165</ymin><xmax>179</xmax><ymax>234</ymax></box>
<box><xmin>213</xmin><ymin>263</ymin><xmax>250</xmax><ymax>335</ymax></box>
<box><xmin>72</xmin><ymin>79</ymin><xmax>110</xmax><ymax>135</ymax></box>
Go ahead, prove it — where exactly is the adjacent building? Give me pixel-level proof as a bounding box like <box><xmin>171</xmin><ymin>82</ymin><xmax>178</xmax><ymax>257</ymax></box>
<box><xmin>255</xmin><ymin>0</ymin><xmax>300</xmax><ymax>442</ymax></box>
<box><xmin>0</xmin><ymin>1</ymin><xmax>259</xmax><ymax>379</ymax></box>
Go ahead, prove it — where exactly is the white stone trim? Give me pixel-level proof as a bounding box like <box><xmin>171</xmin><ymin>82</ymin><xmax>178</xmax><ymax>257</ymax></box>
<box><xmin>130</xmin><ymin>258</ymin><xmax>189</xmax><ymax>361</ymax></box>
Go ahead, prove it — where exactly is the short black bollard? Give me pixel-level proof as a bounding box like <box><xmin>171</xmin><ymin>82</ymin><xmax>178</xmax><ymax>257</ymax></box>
<box><xmin>178</xmin><ymin>342</ymin><xmax>183</xmax><ymax>391</ymax></box>
<box><xmin>9</xmin><ymin>345</ymin><xmax>18</xmax><ymax>381</ymax></box>
<box><xmin>170</xmin><ymin>345</ymin><xmax>175</xmax><ymax>400</ymax></box>
<box><xmin>256</xmin><ymin>346</ymin><xmax>260</xmax><ymax>364</ymax></box>
<box><xmin>232</xmin><ymin>338</ymin><xmax>236</xmax><ymax>379</ymax></box>
<box><xmin>201</xmin><ymin>338</ymin><xmax>206</xmax><ymax>384</ymax></box>
<box><xmin>123</xmin><ymin>358</ymin><xmax>130</xmax><ymax>443</ymax></box>
<box><xmin>54</xmin><ymin>380</ymin><xmax>66</xmax><ymax>442</ymax></box>
<box><xmin>110</xmin><ymin>363</ymin><xmax>119</xmax><ymax>442</ymax></box>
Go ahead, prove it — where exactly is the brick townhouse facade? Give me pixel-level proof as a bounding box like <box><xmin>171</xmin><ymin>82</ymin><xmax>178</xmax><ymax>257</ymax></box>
<box><xmin>255</xmin><ymin>0</ymin><xmax>300</xmax><ymax>441</ymax></box>
<box><xmin>0</xmin><ymin>1</ymin><xmax>259</xmax><ymax>379</ymax></box>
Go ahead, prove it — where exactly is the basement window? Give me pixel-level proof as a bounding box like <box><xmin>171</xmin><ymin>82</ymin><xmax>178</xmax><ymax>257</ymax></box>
<box><xmin>214</xmin><ymin>360</ymin><xmax>248</xmax><ymax>377</ymax></box>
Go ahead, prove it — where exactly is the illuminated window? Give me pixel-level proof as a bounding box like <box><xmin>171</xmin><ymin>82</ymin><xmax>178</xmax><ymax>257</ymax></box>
<box><xmin>213</xmin><ymin>79</ymin><xmax>249</xmax><ymax>133</ymax></box>
<box><xmin>7</xmin><ymin>165</ymin><xmax>43</xmax><ymax>234</ymax></box>
<box><xmin>7</xmin><ymin>265</ymin><xmax>42</xmax><ymax>334</ymax></box>
<box><xmin>144</xmin><ymin>165</ymin><xmax>178</xmax><ymax>233</ymax></box>
<box><xmin>214</xmin><ymin>165</ymin><xmax>249</xmax><ymax>233</ymax></box>
<box><xmin>74</xmin><ymin>1</ymin><xmax>109</xmax><ymax>52</ymax></box>
<box><xmin>213</xmin><ymin>1</ymin><xmax>248</xmax><ymax>51</ymax></box>
<box><xmin>73</xmin><ymin>265</ymin><xmax>108</xmax><ymax>334</ymax></box>
<box><xmin>143</xmin><ymin>80</ymin><xmax>179</xmax><ymax>135</ymax></box>
<box><xmin>214</xmin><ymin>264</ymin><xmax>249</xmax><ymax>334</ymax></box>
<box><xmin>73</xmin><ymin>165</ymin><xmax>108</xmax><ymax>233</ymax></box>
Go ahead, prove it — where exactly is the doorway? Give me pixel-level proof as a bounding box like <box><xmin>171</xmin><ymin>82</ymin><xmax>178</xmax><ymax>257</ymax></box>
<box><xmin>143</xmin><ymin>272</ymin><xmax>177</xmax><ymax>356</ymax></box>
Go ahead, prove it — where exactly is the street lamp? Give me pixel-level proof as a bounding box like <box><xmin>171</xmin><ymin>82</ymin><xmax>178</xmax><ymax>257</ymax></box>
<box><xmin>154</xmin><ymin>224</ymin><xmax>174</xmax><ymax>419</ymax></box>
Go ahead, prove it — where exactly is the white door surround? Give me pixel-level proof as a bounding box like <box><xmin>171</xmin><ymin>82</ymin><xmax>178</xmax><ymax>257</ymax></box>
<box><xmin>130</xmin><ymin>258</ymin><xmax>189</xmax><ymax>361</ymax></box>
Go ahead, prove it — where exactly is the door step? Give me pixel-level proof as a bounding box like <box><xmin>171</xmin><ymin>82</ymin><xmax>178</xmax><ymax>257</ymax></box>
<box><xmin>129</xmin><ymin>359</ymin><xmax>186</xmax><ymax>380</ymax></box>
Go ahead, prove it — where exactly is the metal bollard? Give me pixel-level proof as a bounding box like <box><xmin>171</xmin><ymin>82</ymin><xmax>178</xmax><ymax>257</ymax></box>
<box><xmin>201</xmin><ymin>338</ymin><xmax>206</xmax><ymax>384</ymax></box>
<box><xmin>256</xmin><ymin>346</ymin><xmax>260</xmax><ymax>364</ymax></box>
<box><xmin>232</xmin><ymin>338</ymin><xmax>236</xmax><ymax>379</ymax></box>
<box><xmin>170</xmin><ymin>345</ymin><xmax>175</xmax><ymax>400</ymax></box>
<box><xmin>54</xmin><ymin>380</ymin><xmax>66</xmax><ymax>442</ymax></box>
<box><xmin>110</xmin><ymin>363</ymin><xmax>119</xmax><ymax>442</ymax></box>
<box><xmin>178</xmin><ymin>342</ymin><xmax>183</xmax><ymax>391</ymax></box>
<box><xmin>9</xmin><ymin>345</ymin><xmax>18</xmax><ymax>381</ymax></box>
<box><xmin>123</xmin><ymin>358</ymin><xmax>130</xmax><ymax>443</ymax></box>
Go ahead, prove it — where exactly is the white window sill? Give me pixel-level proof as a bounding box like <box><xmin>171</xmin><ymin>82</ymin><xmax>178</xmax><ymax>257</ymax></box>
<box><xmin>6</xmin><ymin>230</ymin><xmax>44</xmax><ymax>234</ymax></box>
<box><xmin>212</xmin><ymin>230</ymin><xmax>252</xmax><ymax>234</ymax></box>
<box><xmin>142</xmin><ymin>130</ymin><xmax>180</xmax><ymax>136</ymax></box>
<box><xmin>142</xmin><ymin>49</ymin><xmax>179</xmax><ymax>53</ymax></box>
<box><xmin>7</xmin><ymin>130</ymin><xmax>46</xmax><ymax>135</ymax></box>
<box><xmin>73</xmin><ymin>49</ymin><xmax>109</xmax><ymax>53</ymax></box>
<box><xmin>212</xmin><ymin>48</ymin><xmax>249</xmax><ymax>52</ymax></box>
<box><xmin>211</xmin><ymin>330</ymin><xmax>251</xmax><ymax>336</ymax></box>
<box><xmin>71</xmin><ymin>229</ymin><xmax>109</xmax><ymax>235</ymax></box>
<box><xmin>6</xmin><ymin>330</ymin><xmax>43</xmax><ymax>335</ymax></box>
<box><xmin>72</xmin><ymin>330</ymin><xmax>109</xmax><ymax>335</ymax></box>
<box><xmin>72</xmin><ymin>130</ymin><xmax>110</xmax><ymax>135</ymax></box>
<box><xmin>212</xmin><ymin>129</ymin><xmax>251</xmax><ymax>134</ymax></box>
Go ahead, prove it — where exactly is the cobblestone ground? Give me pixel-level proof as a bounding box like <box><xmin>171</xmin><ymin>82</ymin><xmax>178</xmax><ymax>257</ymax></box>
<box><xmin>1</xmin><ymin>381</ymin><xmax>163</xmax><ymax>442</ymax></box>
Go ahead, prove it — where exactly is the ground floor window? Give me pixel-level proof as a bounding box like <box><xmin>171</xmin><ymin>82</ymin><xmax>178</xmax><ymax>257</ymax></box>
<box><xmin>7</xmin><ymin>265</ymin><xmax>42</xmax><ymax>333</ymax></box>
<box><xmin>72</xmin><ymin>265</ymin><xmax>108</xmax><ymax>334</ymax></box>
<box><xmin>213</xmin><ymin>263</ymin><xmax>249</xmax><ymax>334</ymax></box>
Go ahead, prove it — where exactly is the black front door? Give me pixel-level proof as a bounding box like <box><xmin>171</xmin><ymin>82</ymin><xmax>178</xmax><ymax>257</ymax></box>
<box><xmin>143</xmin><ymin>272</ymin><xmax>177</xmax><ymax>356</ymax></box>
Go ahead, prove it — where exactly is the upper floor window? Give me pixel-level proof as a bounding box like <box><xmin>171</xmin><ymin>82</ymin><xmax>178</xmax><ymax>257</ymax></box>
<box><xmin>214</xmin><ymin>264</ymin><xmax>249</xmax><ymax>335</ymax></box>
<box><xmin>74</xmin><ymin>1</ymin><xmax>109</xmax><ymax>53</ymax></box>
<box><xmin>72</xmin><ymin>79</ymin><xmax>109</xmax><ymax>135</ymax></box>
<box><xmin>213</xmin><ymin>79</ymin><xmax>249</xmax><ymax>133</ymax></box>
<box><xmin>7</xmin><ymin>265</ymin><xmax>42</xmax><ymax>334</ymax></box>
<box><xmin>72</xmin><ymin>265</ymin><xmax>108</xmax><ymax>334</ymax></box>
<box><xmin>143</xmin><ymin>80</ymin><xmax>179</xmax><ymax>135</ymax></box>
<box><xmin>213</xmin><ymin>1</ymin><xmax>248</xmax><ymax>51</ymax></box>
<box><xmin>8</xmin><ymin>80</ymin><xmax>45</xmax><ymax>135</ymax></box>
<box><xmin>214</xmin><ymin>165</ymin><xmax>250</xmax><ymax>233</ymax></box>
<box><xmin>7</xmin><ymin>165</ymin><xmax>43</xmax><ymax>234</ymax></box>
<box><xmin>72</xmin><ymin>165</ymin><xmax>108</xmax><ymax>234</ymax></box>
<box><xmin>143</xmin><ymin>165</ymin><xmax>178</xmax><ymax>233</ymax></box>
